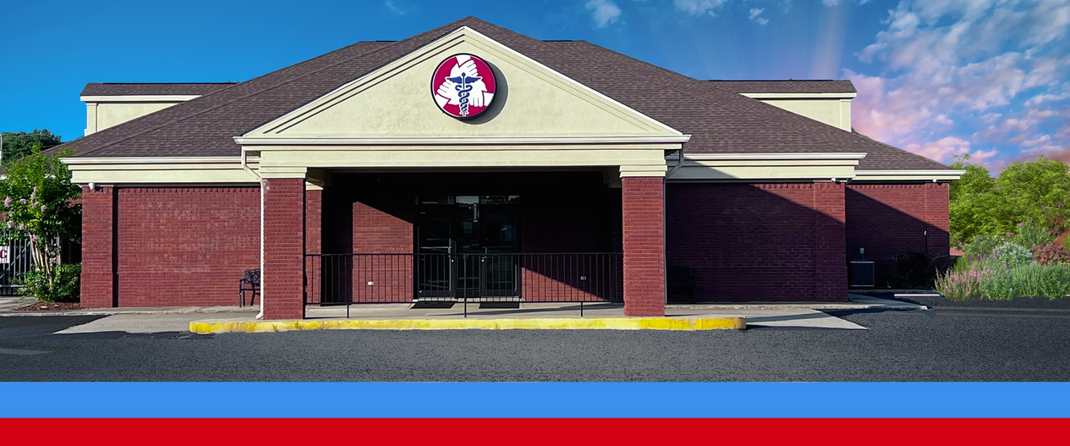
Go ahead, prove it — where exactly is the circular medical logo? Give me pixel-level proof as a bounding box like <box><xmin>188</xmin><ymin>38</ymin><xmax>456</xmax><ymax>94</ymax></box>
<box><xmin>431</xmin><ymin>54</ymin><xmax>497</xmax><ymax>119</ymax></box>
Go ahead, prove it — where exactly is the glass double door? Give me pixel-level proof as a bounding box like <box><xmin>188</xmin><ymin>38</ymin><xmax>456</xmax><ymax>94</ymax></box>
<box><xmin>415</xmin><ymin>196</ymin><xmax>520</xmax><ymax>299</ymax></box>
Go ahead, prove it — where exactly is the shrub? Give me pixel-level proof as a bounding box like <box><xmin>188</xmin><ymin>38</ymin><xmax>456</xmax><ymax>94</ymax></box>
<box><xmin>20</xmin><ymin>263</ymin><xmax>80</xmax><ymax>303</ymax></box>
<box><xmin>991</xmin><ymin>242</ymin><xmax>1034</xmax><ymax>268</ymax></box>
<box><xmin>886</xmin><ymin>252</ymin><xmax>932</xmax><ymax>289</ymax></box>
<box><xmin>1014</xmin><ymin>218</ymin><xmax>1057</xmax><ymax>249</ymax></box>
<box><xmin>985</xmin><ymin>264</ymin><xmax>1070</xmax><ymax>300</ymax></box>
<box><xmin>936</xmin><ymin>260</ymin><xmax>1070</xmax><ymax>301</ymax></box>
<box><xmin>963</xmin><ymin>234</ymin><xmax>1004</xmax><ymax>258</ymax></box>
<box><xmin>934</xmin><ymin>265</ymin><xmax>992</xmax><ymax>300</ymax></box>
<box><xmin>1030</xmin><ymin>242</ymin><xmax>1070</xmax><ymax>265</ymax></box>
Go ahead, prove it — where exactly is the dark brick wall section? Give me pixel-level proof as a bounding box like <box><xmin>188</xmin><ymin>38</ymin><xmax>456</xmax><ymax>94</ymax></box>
<box><xmin>666</xmin><ymin>182</ymin><xmax>847</xmax><ymax>302</ymax></box>
<box><xmin>80</xmin><ymin>186</ymin><xmax>115</xmax><ymax>308</ymax></box>
<box><xmin>622</xmin><ymin>176</ymin><xmax>666</xmax><ymax>316</ymax></box>
<box><xmin>115</xmin><ymin>187</ymin><xmax>260</xmax><ymax>307</ymax></box>
<box><xmin>813</xmin><ymin>182</ymin><xmax>847</xmax><ymax>301</ymax></box>
<box><xmin>846</xmin><ymin>183</ymin><xmax>951</xmax><ymax>284</ymax></box>
<box><xmin>263</xmin><ymin>179</ymin><xmax>305</xmax><ymax>319</ymax></box>
<box><xmin>350</xmin><ymin>199</ymin><xmax>413</xmax><ymax>303</ymax></box>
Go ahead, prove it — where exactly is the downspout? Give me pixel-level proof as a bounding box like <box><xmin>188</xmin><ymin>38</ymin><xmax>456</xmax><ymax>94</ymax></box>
<box><xmin>241</xmin><ymin>149</ymin><xmax>265</xmax><ymax>320</ymax></box>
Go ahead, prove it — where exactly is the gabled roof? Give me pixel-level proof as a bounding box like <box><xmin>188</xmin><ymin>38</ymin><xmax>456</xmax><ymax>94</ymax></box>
<box><xmin>52</xmin><ymin>17</ymin><xmax>950</xmax><ymax>171</ymax></box>
<box><xmin>707</xmin><ymin>80</ymin><xmax>857</xmax><ymax>94</ymax></box>
<box><xmin>81</xmin><ymin>83</ymin><xmax>238</xmax><ymax>97</ymax></box>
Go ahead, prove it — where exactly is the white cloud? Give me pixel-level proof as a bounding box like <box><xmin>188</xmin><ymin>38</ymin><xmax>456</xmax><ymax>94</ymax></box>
<box><xmin>848</xmin><ymin>0</ymin><xmax>1070</xmax><ymax>171</ymax></box>
<box><xmin>384</xmin><ymin>0</ymin><xmax>403</xmax><ymax>15</ymax></box>
<box><xmin>823</xmin><ymin>0</ymin><xmax>839</xmax><ymax>6</ymax></box>
<box><xmin>748</xmin><ymin>7</ymin><xmax>769</xmax><ymax>24</ymax></box>
<box><xmin>903</xmin><ymin>136</ymin><xmax>972</xmax><ymax>163</ymax></box>
<box><xmin>674</xmin><ymin>0</ymin><xmax>727</xmax><ymax>17</ymax></box>
<box><xmin>586</xmin><ymin>0</ymin><xmax>622</xmax><ymax>28</ymax></box>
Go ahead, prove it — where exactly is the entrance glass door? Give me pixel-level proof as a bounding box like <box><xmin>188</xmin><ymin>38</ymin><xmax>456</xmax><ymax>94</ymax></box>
<box><xmin>415</xmin><ymin>196</ymin><xmax>519</xmax><ymax>300</ymax></box>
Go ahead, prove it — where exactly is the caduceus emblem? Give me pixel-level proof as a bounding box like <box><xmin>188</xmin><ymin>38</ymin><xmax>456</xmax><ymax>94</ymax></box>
<box><xmin>433</xmin><ymin>54</ymin><xmax>494</xmax><ymax>118</ymax></box>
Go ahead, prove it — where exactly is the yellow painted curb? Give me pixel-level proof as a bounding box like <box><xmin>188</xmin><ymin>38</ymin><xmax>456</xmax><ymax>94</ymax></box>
<box><xmin>189</xmin><ymin>317</ymin><xmax>745</xmax><ymax>334</ymax></box>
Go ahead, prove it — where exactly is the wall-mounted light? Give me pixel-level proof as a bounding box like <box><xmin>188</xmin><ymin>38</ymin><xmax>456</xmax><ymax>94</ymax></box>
<box><xmin>87</xmin><ymin>182</ymin><xmax>98</xmax><ymax>191</ymax></box>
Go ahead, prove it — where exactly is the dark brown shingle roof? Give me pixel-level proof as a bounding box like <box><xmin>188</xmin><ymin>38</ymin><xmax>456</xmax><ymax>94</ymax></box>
<box><xmin>81</xmin><ymin>83</ymin><xmax>238</xmax><ymax>97</ymax></box>
<box><xmin>708</xmin><ymin>80</ymin><xmax>857</xmax><ymax>94</ymax></box>
<box><xmin>53</xmin><ymin>18</ymin><xmax>949</xmax><ymax>171</ymax></box>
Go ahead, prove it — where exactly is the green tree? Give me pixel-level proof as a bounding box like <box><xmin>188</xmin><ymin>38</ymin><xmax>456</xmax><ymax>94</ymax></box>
<box><xmin>949</xmin><ymin>154</ymin><xmax>1070</xmax><ymax>248</ymax></box>
<box><xmin>0</xmin><ymin>144</ymin><xmax>82</xmax><ymax>302</ymax></box>
<box><xmin>997</xmin><ymin>155</ymin><xmax>1070</xmax><ymax>238</ymax></box>
<box><xmin>949</xmin><ymin>154</ymin><xmax>999</xmax><ymax>247</ymax></box>
<box><xmin>1</xmin><ymin>129</ymin><xmax>63</xmax><ymax>163</ymax></box>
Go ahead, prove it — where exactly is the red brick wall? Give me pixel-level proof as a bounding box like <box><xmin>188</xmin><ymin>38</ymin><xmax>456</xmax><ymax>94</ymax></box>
<box><xmin>520</xmin><ymin>184</ymin><xmax>621</xmax><ymax>302</ymax></box>
<box><xmin>306</xmin><ymin>189</ymin><xmax>322</xmax><ymax>255</ymax></box>
<box><xmin>80</xmin><ymin>186</ymin><xmax>115</xmax><ymax>308</ymax></box>
<box><xmin>262</xmin><ymin>179</ymin><xmax>305</xmax><ymax>319</ymax></box>
<box><xmin>622</xmin><ymin>176</ymin><xmax>665</xmax><ymax>316</ymax></box>
<box><xmin>666</xmin><ymin>182</ymin><xmax>847</xmax><ymax>302</ymax></box>
<box><xmin>114</xmin><ymin>187</ymin><xmax>260</xmax><ymax>307</ymax></box>
<box><xmin>846</xmin><ymin>183</ymin><xmax>951</xmax><ymax>284</ymax></box>
<box><xmin>349</xmin><ymin>199</ymin><xmax>413</xmax><ymax>303</ymax></box>
<box><xmin>814</xmin><ymin>183</ymin><xmax>847</xmax><ymax>300</ymax></box>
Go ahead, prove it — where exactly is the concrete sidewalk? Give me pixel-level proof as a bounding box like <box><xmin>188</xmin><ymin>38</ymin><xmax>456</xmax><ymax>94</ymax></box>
<box><xmin>1</xmin><ymin>295</ymin><xmax>924</xmax><ymax>335</ymax></box>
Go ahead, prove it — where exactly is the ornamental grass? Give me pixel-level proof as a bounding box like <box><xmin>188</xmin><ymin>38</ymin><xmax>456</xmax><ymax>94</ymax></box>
<box><xmin>935</xmin><ymin>257</ymin><xmax>1070</xmax><ymax>301</ymax></box>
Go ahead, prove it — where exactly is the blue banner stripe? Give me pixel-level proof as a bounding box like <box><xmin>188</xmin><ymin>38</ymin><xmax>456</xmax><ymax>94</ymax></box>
<box><xmin>1</xmin><ymin>382</ymin><xmax>1067</xmax><ymax>418</ymax></box>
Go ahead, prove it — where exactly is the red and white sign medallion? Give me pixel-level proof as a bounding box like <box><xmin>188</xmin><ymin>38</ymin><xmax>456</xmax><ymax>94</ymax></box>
<box><xmin>431</xmin><ymin>54</ymin><xmax>497</xmax><ymax>119</ymax></box>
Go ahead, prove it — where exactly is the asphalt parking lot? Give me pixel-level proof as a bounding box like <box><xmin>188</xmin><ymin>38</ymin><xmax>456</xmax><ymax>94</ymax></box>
<box><xmin>2</xmin><ymin>297</ymin><xmax>1069</xmax><ymax>381</ymax></box>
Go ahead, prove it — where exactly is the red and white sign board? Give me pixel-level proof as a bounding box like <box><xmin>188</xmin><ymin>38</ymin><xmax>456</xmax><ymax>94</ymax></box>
<box><xmin>0</xmin><ymin>246</ymin><xmax>9</xmax><ymax>264</ymax></box>
<box><xmin>431</xmin><ymin>54</ymin><xmax>497</xmax><ymax>119</ymax></box>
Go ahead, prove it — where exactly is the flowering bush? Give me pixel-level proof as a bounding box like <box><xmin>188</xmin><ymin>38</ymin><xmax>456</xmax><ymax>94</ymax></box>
<box><xmin>936</xmin><ymin>262</ymin><xmax>1070</xmax><ymax>301</ymax></box>
<box><xmin>1014</xmin><ymin>218</ymin><xmax>1057</xmax><ymax>250</ymax></box>
<box><xmin>934</xmin><ymin>264</ymin><xmax>991</xmax><ymax>300</ymax></box>
<box><xmin>991</xmin><ymin>242</ymin><xmax>1034</xmax><ymax>268</ymax></box>
<box><xmin>0</xmin><ymin>147</ymin><xmax>81</xmax><ymax>302</ymax></box>
<box><xmin>1030</xmin><ymin>242</ymin><xmax>1070</xmax><ymax>266</ymax></box>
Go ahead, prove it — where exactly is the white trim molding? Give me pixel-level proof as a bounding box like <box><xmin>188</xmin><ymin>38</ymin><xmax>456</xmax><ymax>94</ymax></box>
<box><xmin>62</xmin><ymin>156</ymin><xmax>261</xmax><ymax>185</ymax></box>
<box><xmin>667</xmin><ymin>152</ymin><xmax>867</xmax><ymax>161</ymax></box>
<box><xmin>81</xmin><ymin>95</ymin><xmax>201</xmax><ymax>103</ymax></box>
<box><xmin>62</xmin><ymin>156</ymin><xmax>257</xmax><ymax>165</ymax></box>
<box><xmin>853</xmin><ymin>169</ymin><xmax>966</xmax><ymax>182</ymax></box>
<box><xmin>235</xmin><ymin>135</ymin><xmax>691</xmax><ymax>147</ymax></box>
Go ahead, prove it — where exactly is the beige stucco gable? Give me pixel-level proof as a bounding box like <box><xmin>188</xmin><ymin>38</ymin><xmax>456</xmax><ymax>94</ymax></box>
<box><xmin>241</xmin><ymin>27</ymin><xmax>683</xmax><ymax>140</ymax></box>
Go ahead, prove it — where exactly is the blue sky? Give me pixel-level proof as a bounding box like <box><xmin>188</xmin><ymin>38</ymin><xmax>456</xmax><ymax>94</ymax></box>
<box><xmin>1</xmin><ymin>0</ymin><xmax>1067</xmax><ymax>171</ymax></box>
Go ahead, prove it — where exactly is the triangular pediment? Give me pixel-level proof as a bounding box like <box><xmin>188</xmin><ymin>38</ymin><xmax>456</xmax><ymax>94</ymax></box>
<box><xmin>240</xmin><ymin>26</ymin><xmax>683</xmax><ymax>141</ymax></box>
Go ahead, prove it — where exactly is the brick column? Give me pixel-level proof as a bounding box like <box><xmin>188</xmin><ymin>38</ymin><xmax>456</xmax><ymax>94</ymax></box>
<box><xmin>621</xmin><ymin>176</ymin><xmax>666</xmax><ymax>316</ymax></box>
<box><xmin>81</xmin><ymin>186</ymin><xmax>115</xmax><ymax>308</ymax></box>
<box><xmin>263</xmin><ymin>178</ymin><xmax>306</xmax><ymax>320</ymax></box>
<box><xmin>305</xmin><ymin>185</ymin><xmax>322</xmax><ymax>255</ymax></box>
<box><xmin>924</xmin><ymin>182</ymin><xmax>951</xmax><ymax>257</ymax></box>
<box><xmin>813</xmin><ymin>182</ymin><xmax>847</xmax><ymax>302</ymax></box>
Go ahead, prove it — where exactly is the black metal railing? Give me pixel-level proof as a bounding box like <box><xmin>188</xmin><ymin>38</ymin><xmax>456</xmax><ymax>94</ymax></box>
<box><xmin>304</xmin><ymin>253</ymin><xmax>623</xmax><ymax>315</ymax></box>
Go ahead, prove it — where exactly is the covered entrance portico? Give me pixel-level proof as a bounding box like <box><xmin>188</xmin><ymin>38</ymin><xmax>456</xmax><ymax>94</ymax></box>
<box><xmin>236</xmin><ymin>26</ymin><xmax>687</xmax><ymax>319</ymax></box>
<box><xmin>258</xmin><ymin>164</ymin><xmax>673</xmax><ymax>320</ymax></box>
<box><xmin>307</xmin><ymin>171</ymin><xmax>626</xmax><ymax>309</ymax></box>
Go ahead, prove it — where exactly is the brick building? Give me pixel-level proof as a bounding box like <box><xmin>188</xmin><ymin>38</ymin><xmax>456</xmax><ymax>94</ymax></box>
<box><xmin>52</xmin><ymin>18</ymin><xmax>962</xmax><ymax>319</ymax></box>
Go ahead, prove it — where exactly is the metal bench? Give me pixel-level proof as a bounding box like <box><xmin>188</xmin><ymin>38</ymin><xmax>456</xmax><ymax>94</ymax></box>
<box><xmin>239</xmin><ymin>269</ymin><xmax>260</xmax><ymax>307</ymax></box>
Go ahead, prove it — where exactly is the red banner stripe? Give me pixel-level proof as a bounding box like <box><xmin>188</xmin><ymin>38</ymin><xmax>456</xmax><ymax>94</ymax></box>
<box><xmin>2</xmin><ymin>418</ymin><xmax>1067</xmax><ymax>445</ymax></box>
